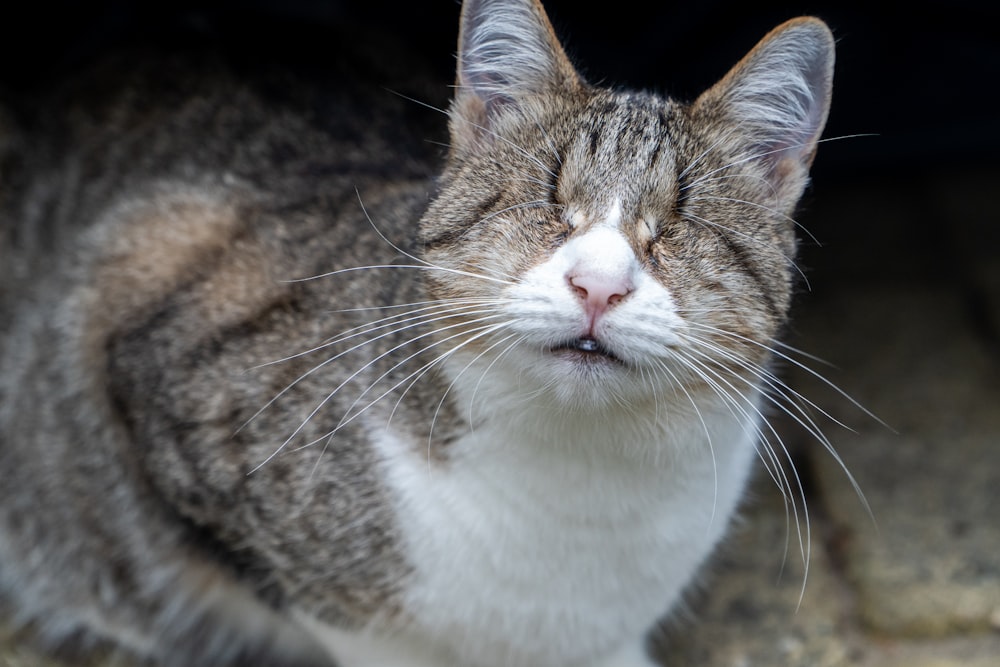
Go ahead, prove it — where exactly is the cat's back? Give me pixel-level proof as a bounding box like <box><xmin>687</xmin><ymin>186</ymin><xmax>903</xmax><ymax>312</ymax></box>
<box><xmin>0</xmin><ymin>31</ymin><xmax>443</xmax><ymax>272</ymax></box>
<box><xmin>0</xmin><ymin>27</ymin><xmax>446</xmax><ymax>663</ymax></box>
<box><xmin>0</xmin><ymin>25</ymin><xmax>447</xmax><ymax>376</ymax></box>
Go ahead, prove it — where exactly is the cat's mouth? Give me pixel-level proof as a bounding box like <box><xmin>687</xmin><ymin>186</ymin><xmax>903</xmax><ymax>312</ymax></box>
<box><xmin>550</xmin><ymin>336</ymin><xmax>623</xmax><ymax>364</ymax></box>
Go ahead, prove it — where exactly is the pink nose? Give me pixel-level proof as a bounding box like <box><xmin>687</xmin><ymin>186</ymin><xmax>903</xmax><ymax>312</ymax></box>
<box><xmin>569</xmin><ymin>272</ymin><xmax>633</xmax><ymax>325</ymax></box>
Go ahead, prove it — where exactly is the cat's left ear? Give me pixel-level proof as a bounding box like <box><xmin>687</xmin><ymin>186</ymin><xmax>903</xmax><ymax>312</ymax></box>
<box><xmin>695</xmin><ymin>18</ymin><xmax>834</xmax><ymax>193</ymax></box>
<box><xmin>450</xmin><ymin>0</ymin><xmax>582</xmax><ymax>153</ymax></box>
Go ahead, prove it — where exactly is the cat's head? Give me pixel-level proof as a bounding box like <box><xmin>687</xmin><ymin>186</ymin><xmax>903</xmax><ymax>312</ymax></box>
<box><xmin>419</xmin><ymin>0</ymin><xmax>834</xmax><ymax>409</ymax></box>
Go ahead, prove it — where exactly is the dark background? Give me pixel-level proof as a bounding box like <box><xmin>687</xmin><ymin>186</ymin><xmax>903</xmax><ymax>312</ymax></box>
<box><xmin>2</xmin><ymin>0</ymin><xmax>998</xmax><ymax>301</ymax></box>
<box><xmin>3</xmin><ymin>0</ymin><xmax>996</xmax><ymax>171</ymax></box>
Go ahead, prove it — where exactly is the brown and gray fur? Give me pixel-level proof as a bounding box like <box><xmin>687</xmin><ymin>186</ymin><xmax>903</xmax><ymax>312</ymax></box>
<box><xmin>0</xmin><ymin>0</ymin><xmax>835</xmax><ymax>664</ymax></box>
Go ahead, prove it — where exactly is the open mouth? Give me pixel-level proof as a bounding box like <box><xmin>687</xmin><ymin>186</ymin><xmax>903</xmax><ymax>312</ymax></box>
<box><xmin>550</xmin><ymin>336</ymin><xmax>623</xmax><ymax>363</ymax></box>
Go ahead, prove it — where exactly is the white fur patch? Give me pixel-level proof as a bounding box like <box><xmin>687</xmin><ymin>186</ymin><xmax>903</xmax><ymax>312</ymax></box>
<box><xmin>604</xmin><ymin>198</ymin><xmax>623</xmax><ymax>229</ymax></box>
<box><xmin>300</xmin><ymin>399</ymin><xmax>758</xmax><ymax>667</ymax></box>
<box><xmin>494</xmin><ymin>224</ymin><xmax>686</xmax><ymax>402</ymax></box>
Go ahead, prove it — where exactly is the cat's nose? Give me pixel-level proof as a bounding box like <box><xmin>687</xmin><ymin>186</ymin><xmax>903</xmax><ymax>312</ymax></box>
<box><xmin>569</xmin><ymin>272</ymin><xmax>633</xmax><ymax>321</ymax></box>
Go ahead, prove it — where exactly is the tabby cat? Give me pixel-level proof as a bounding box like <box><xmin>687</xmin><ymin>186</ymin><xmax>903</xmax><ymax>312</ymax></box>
<box><xmin>0</xmin><ymin>0</ymin><xmax>836</xmax><ymax>665</ymax></box>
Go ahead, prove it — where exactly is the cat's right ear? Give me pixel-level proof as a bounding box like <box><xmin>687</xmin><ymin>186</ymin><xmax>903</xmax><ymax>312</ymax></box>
<box><xmin>450</xmin><ymin>0</ymin><xmax>582</xmax><ymax>154</ymax></box>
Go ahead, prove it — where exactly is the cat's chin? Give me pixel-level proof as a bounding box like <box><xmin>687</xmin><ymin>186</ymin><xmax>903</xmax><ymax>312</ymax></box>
<box><xmin>549</xmin><ymin>336</ymin><xmax>625</xmax><ymax>366</ymax></box>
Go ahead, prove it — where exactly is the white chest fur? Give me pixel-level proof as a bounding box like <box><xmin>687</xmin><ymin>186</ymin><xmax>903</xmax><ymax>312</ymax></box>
<box><xmin>303</xmin><ymin>395</ymin><xmax>760</xmax><ymax>667</ymax></box>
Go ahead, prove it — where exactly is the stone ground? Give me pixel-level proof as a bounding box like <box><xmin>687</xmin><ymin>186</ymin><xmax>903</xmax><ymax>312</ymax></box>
<box><xmin>3</xmin><ymin>167</ymin><xmax>998</xmax><ymax>665</ymax></box>
<box><xmin>654</xmin><ymin>166</ymin><xmax>1000</xmax><ymax>666</ymax></box>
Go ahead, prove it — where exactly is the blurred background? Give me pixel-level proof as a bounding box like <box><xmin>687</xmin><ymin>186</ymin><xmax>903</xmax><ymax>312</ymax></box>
<box><xmin>2</xmin><ymin>1</ymin><xmax>998</xmax><ymax>666</ymax></box>
<box><xmin>4</xmin><ymin>1</ymin><xmax>998</xmax><ymax>165</ymax></box>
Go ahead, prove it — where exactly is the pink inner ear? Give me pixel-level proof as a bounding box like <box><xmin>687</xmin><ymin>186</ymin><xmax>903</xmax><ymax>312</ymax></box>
<box><xmin>455</xmin><ymin>0</ymin><xmax>580</xmax><ymax>118</ymax></box>
<box><xmin>707</xmin><ymin>19</ymin><xmax>834</xmax><ymax>173</ymax></box>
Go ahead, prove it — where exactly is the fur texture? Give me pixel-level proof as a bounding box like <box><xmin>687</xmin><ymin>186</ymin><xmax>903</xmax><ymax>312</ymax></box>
<box><xmin>0</xmin><ymin>1</ymin><xmax>835</xmax><ymax>665</ymax></box>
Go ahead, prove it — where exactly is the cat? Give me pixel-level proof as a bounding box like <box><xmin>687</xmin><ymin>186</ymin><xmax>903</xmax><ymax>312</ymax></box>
<box><xmin>0</xmin><ymin>0</ymin><xmax>836</xmax><ymax>665</ymax></box>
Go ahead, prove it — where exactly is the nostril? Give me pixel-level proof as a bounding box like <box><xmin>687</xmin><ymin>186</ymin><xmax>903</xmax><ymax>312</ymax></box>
<box><xmin>570</xmin><ymin>280</ymin><xmax>589</xmax><ymax>301</ymax></box>
<box><xmin>568</xmin><ymin>273</ymin><xmax>633</xmax><ymax>309</ymax></box>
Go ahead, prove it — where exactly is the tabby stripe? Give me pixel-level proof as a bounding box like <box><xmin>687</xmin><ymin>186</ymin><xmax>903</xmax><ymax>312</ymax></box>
<box><xmin>648</xmin><ymin>108</ymin><xmax>673</xmax><ymax>168</ymax></box>
<box><xmin>716</xmin><ymin>232</ymin><xmax>781</xmax><ymax>320</ymax></box>
<box><xmin>588</xmin><ymin>128</ymin><xmax>601</xmax><ymax>156</ymax></box>
<box><xmin>422</xmin><ymin>191</ymin><xmax>502</xmax><ymax>248</ymax></box>
<box><xmin>647</xmin><ymin>134</ymin><xmax>663</xmax><ymax>169</ymax></box>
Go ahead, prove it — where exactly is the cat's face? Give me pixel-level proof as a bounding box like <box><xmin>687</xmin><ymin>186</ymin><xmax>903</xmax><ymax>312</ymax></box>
<box><xmin>421</xmin><ymin>93</ymin><xmax>790</xmax><ymax>407</ymax></box>
<box><xmin>419</xmin><ymin>0</ymin><xmax>832</xmax><ymax>409</ymax></box>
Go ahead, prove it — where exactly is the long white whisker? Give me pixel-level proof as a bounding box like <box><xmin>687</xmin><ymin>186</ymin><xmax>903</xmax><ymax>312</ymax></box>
<box><xmin>248</xmin><ymin>312</ymin><xmax>505</xmax><ymax>473</ymax></box>
<box><xmin>337</xmin><ymin>317</ymin><xmax>509</xmax><ymax>433</ymax></box>
<box><xmin>283</xmin><ymin>263</ymin><xmax>513</xmax><ymax>286</ymax></box>
<box><xmin>257</xmin><ymin>299</ymin><xmax>511</xmax><ymax>370</ymax></box>
<box><xmin>685</xmin><ymin>321</ymin><xmax>884</xmax><ymax>433</ymax></box>
<box><xmin>688</xmin><ymin>193</ymin><xmax>822</xmax><ymax>247</ymax></box>
<box><xmin>326</xmin><ymin>297</ymin><xmax>504</xmax><ymax>317</ymax></box>
<box><xmin>670</xmin><ymin>347</ymin><xmax>811</xmax><ymax>604</ymax></box>
<box><xmin>681</xmin><ymin>210</ymin><xmax>809</xmax><ymax>285</ymax></box>
<box><xmin>456</xmin><ymin>262</ymin><xmax>519</xmax><ymax>283</ymax></box>
<box><xmin>684</xmin><ymin>134</ymin><xmax>877</xmax><ymax>190</ymax></box>
<box><xmin>652</xmin><ymin>357</ymin><xmax>719</xmax><ymax>526</ymax></box>
<box><xmin>237</xmin><ymin>302</ymin><xmax>506</xmax><ymax>435</ymax></box>
<box><xmin>426</xmin><ymin>328</ymin><xmax>521</xmax><ymax>457</ymax></box>
<box><xmin>478</xmin><ymin>199</ymin><xmax>558</xmax><ymax>224</ymax></box>
<box><xmin>298</xmin><ymin>321</ymin><xmax>512</xmax><ymax>454</ymax></box>
<box><xmin>678</xmin><ymin>133</ymin><xmax>732</xmax><ymax>182</ymax></box>
<box><xmin>678</xmin><ymin>320</ymin><xmax>876</xmax><ymax>531</ymax></box>
<box><xmin>467</xmin><ymin>333</ymin><xmax>524</xmax><ymax>426</ymax></box>
<box><xmin>386</xmin><ymin>87</ymin><xmax>559</xmax><ymax>180</ymax></box>
<box><xmin>679</xmin><ymin>329</ymin><xmax>840</xmax><ymax>435</ymax></box>
<box><xmin>676</xmin><ymin>333</ymin><xmax>840</xmax><ymax>486</ymax></box>
<box><xmin>663</xmin><ymin>351</ymin><xmax>786</xmax><ymax>495</ymax></box>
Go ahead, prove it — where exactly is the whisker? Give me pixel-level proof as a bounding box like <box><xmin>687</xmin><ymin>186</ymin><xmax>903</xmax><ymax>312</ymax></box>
<box><xmin>387</xmin><ymin>87</ymin><xmax>559</xmax><ymax>181</ymax></box>
<box><xmin>662</xmin><ymin>351</ymin><xmax>786</xmax><ymax>497</ymax></box>
<box><xmin>336</xmin><ymin>317</ymin><xmax>509</xmax><ymax>433</ymax></box>
<box><xmin>248</xmin><ymin>312</ymin><xmax>505</xmax><ymax>473</ymax></box>
<box><xmin>283</xmin><ymin>262</ymin><xmax>513</xmax><ymax>286</ymax></box>
<box><xmin>326</xmin><ymin>298</ymin><xmax>488</xmax><ymax>315</ymax></box>
<box><xmin>689</xmin><ymin>133</ymin><xmax>878</xmax><ymax>192</ymax></box>
<box><xmin>426</xmin><ymin>329</ymin><xmax>522</xmax><ymax>457</ymax></box>
<box><xmin>531</xmin><ymin>111</ymin><xmax>563</xmax><ymax>168</ymax></box>
<box><xmin>264</xmin><ymin>299</ymin><xmax>511</xmax><ymax>368</ymax></box>
<box><xmin>682</xmin><ymin>133</ymin><xmax>877</xmax><ymax>192</ymax></box>
<box><xmin>237</xmin><ymin>302</ymin><xmax>506</xmax><ymax>434</ymax></box>
<box><xmin>686</xmin><ymin>322</ymin><xmax>884</xmax><ymax>433</ymax></box>
<box><xmin>683</xmin><ymin>325</ymin><xmax>876</xmax><ymax>524</ymax></box>
<box><xmin>669</xmin><ymin>347</ymin><xmax>811</xmax><ymax>602</ymax></box>
<box><xmin>687</xmin><ymin>193</ymin><xmax>822</xmax><ymax>247</ymax></box>
<box><xmin>681</xmin><ymin>210</ymin><xmax>809</xmax><ymax>286</ymax></box>
<box><xmin>651</xmin><ymin>358</ymin><xmax>719</xmax><ymax>524</ymax></box>
<box><xmin>478</xmin><ymin>199</ymin><xmax>559</xmax><ymax>224</ymax></box>
<box><xmin>308</xmin><ymin>320</ymin><xmax>513</xmax><ymax>479</ymax></box>
<box><xmin>467</xmin><ymin>333</ymin><xmax>525</xmax><ymax>426</ymax></box>
<box><xmin>497</xmin><ymin>175</ymin><xmax>557</xmax><ymax>191</ymax></box>
<box><xmin>298</xmin><ymin>320</ymin><xmax>513</xmax><ymax>456</ymax></box>
<box><xmin>678</xmin><ymin>133</ymin><xmax>732</xmax><ymax>182</ymax></box>
<box><xmin>679</xmin><ymin>329</ymin><xmax>839</xmax><ymax>434</ymax></box>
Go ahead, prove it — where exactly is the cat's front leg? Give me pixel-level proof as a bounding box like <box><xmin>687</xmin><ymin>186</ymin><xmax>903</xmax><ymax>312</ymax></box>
<box><xmin>590</xmin><ymin>639</ymin><xmax>660</xmax><ymax>667</ymax></box>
